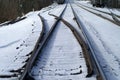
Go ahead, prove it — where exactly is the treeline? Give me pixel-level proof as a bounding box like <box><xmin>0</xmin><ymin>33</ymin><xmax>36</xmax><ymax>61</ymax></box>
<box><xmin>107</xmin><ymin>0</ymin><xmax>120</xmax><ymax>8</ymax></box>
<box><xmin>91</xmin><ymin>0</ymin><xmax>120</xmax><ymax>8</ymax></box>
<box><xmin>0</xmin><ymin>0</ymin><xmax>53</xmax><ymax>23</ymax></box>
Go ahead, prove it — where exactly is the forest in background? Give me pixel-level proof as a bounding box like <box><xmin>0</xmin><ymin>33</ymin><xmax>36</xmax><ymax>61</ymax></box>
<box><xmin>0</xmin><ymin>0</ymin><xmax>53</xmax><ymax>23</ymax></box>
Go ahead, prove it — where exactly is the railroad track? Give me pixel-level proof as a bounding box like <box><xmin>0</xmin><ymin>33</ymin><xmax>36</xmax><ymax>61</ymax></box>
<box><xmin>19</xmin><ymin>1</ymin><xmax>108</xmax><ymax>80</ymax></box>
<box><xmin>19</xmin><ymin>15</ymin><xmax>45</xmax><ymax>80</ymax></box>
<box><xmin>48</xmin><ymin>11</ymin><xmax>94</xmax><ymax>77</ymax></box>
<box><xmin>19</xmin><ymin>2</ymin><xmax>98</xmax><ymax>80</ymax></box>
<box><xmin>70</xmin><ymin>2</ymin><xmax>107</xmax><ymax>80</ymax></box>
<box><xmin>19</xmin><ymin>4</ymin><xmax>67</xmax><ymax>80</ymax></box>
<box><xmin>0</xmin><ymin>1</ymin><xmax>118</xmax><ymax>80</ymax></box>
<box><xmin>75</xmin><ymin>3</ymin><xmax>120</xmax><ymax>26</ymax></box>
<box><xmin>77</xmin><ymin>3</ymin><xmax>120</xmax><ymax>18</ymax></box>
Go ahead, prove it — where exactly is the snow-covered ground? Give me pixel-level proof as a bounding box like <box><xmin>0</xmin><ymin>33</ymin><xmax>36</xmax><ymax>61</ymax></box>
<box><xmin>30</xmin><ymin>21</ymin><xmax>95</xmax><ymax>80</ymax></box>
<box><xmin>0</xmin><ymin>11</ymin><xmax>42</xmax><ymax>79</ymax></box>
<box><xmin>72</xmin><ymin>0</ymin><xmax>120</xmax><ymax>80</ymax></box>
<box><xmin>75</xmin><ymin>1</ymin><xmax>120</xmax><ymax>24</ymax></box>
<box><xmin>0</xmin><ymin>0</ymin><xmax>120</xmax><ymax>80</ymax></box>
<box><xmin>77</xmin><ymin>0</ymin><xmax>120</xmax><ymax>16</ymax></box>
<box><xmin>30</xmin><ymin>3</ymin><xmax>96</xmax><ymax>80</ymax></box>
<box><xmin>0</xmin><ymin>3</ymin><xmax>69</xmax><ymax>80</ymax></box>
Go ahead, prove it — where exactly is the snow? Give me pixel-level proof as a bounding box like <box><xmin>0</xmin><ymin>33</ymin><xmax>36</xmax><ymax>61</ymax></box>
<box><xmin>0</xmin><ymin>11</ymin><xmax>42</xmax><ymax>79</ymax></box>
<box><xmin>40</xmin><ymin>3</ymin><xmax>63</xmax><ymax>31</ymax></box>
<box><xmin>0</xmin><ymin>3</ymin><xmax>71</xmax><ymax>80</ymax></box>
<box><xmin>62</xmin><ymin>4</ymin><xmax>79</xmax><ymax>30</ymax></box>
<box><xmin>77</xmin><ymin>0</ymin><xmax>120</xmax><ymax>16</ymax></box>
<box><xmin>75</xmin><ymin>1</ymin><xmax>120</xmax><ymax>23</ymax></box>
<box><xmin>72</xmin><ymin>1</ymin><xmax>120</xmax><ymax>80</ymax></box>
<box><xmin>29</xmin><ymin>3</ymin><xmax>96</xmax><ymax>80</ymax></box>
<box><xmin>30</xmin><ymin>22</ymin><xmax>95</xmax><ymax>80</ymax></box>
<box><xmin>0</xmin><ymin>0</ymin><xmax>120</xmax><ymax>80</ymax></box>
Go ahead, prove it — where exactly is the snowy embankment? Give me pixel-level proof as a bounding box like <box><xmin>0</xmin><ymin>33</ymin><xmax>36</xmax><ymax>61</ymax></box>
<box><xmin>76</xmin><ymin>1</ymin><xmax>120</xmax><ymax>23</ymax></box>
<box><xmin>77</xmin><ymin>1</ymin><xmax>120</xmax><ymax>16</ymax></box>
<box><xmin>72</xmin><ymin>1</ymin><xmax>120</xmax><ymax>80</ymax></box>
<box><xmin>0</xmin><ymin>11</ymin><xmax>42</xmax><ymax>79</ymax></box>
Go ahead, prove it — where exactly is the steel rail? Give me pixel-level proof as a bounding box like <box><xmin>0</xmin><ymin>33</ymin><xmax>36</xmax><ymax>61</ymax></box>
<box><xmin>77</xmin><ymin>3</ymin><xmax>120</xmax><ymax>18</ymax></box>
<box><xmin>76</xmin><ymin>4</ymin><xmax>120</xmax><ymax>26</ymax></box>
<box><xmin>48</xmin><ymin>13</ymin><xmax>94</xmax><ymax>77</ymax></box>
<box><xmin>19</xmin><ymin>4</ymin><xmax>67</xmax><ymax>80</ymax></box>
<box><xmin>19</xmin><ymin>14</ymin><xmax>45</xmax><ymax>80</ymax></box>
<box><xmin>77</xmin><ymin>3</ymin><xmax>120</xmax><ymax>26</ymax></box>
<box><xmin>70</xmin><ymin>2</ymin><xmax>107</xmax><ymax>80</ymax></box>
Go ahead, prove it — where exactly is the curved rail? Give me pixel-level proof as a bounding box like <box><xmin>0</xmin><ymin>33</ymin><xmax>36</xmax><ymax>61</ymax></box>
<box><xmin>48</xmin><ymin>13</ymin><xmax>94</xmax><ymax>77</ymax></box>
<box><xmin>19</xmin><ymin>15</ymin><xmax>45</xmax><ymax>80</ymax></box>
<box><xmin>28</xmin><ymin>3</ymin><xmax>96</xmax><ymax>80</ymax></box>
<box><xmin>19</xmin><ymin>4</ymin><xmax>67</xmax><ymax>80</ymax></box>
<box><xmin>70</xmin><ymin>2</ymin><xmax>107</xmax><ymax>80</ymax></box>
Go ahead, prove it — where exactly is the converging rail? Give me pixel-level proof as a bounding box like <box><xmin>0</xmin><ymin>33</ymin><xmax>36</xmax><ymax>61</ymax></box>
<box><xmin>19</xmin><ymin>4</ymin><xmax>67</xmax><ymax>80</ymax></box>
<box><xmin>20</xmin><ymin>1</ymin><xmax>109</xmax><ymax>80</ymax></box>
<box><xmin>20</xmin><ymin>2</ymin><xmax>97</xmax><ymax>80</ymax></box>
<box><xmin>48</xmin><ymin>13</ymin><xmax>94</xmax><ymax>77</ymax></box>
<box><xmin>28</xmin><ymin>3</ymin><xmax>95</xmax><ymax>80</ymax></box>
<box><xmin>1</xmin><ymin>1</ymin><xmax>118</xmax><ymax>80</ymax></box>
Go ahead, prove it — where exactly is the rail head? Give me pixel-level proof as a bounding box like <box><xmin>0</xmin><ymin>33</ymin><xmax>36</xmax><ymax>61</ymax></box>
<box><xmin>75</xmin><ymin>3</ymin><xmax>120</xmax><ymax>26</ymax></box>
<box><xmin>70</xmin><ymin>3</ymin><xmax>107</xmax><ymax>80</ymax></box>
<box><xmin>19</xmin><ymin>4</ymin><xmax>67</xmax><ymax>80</ymax></box>
<box><xmin>78</xmin><ymin>3</ymin><xmax>120</xmax><ymax>26</ymax></box>
<box><xmin>19</xmin><ymin>14</ymin><xmax>44</xmax><ymax>80</ymax></box>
